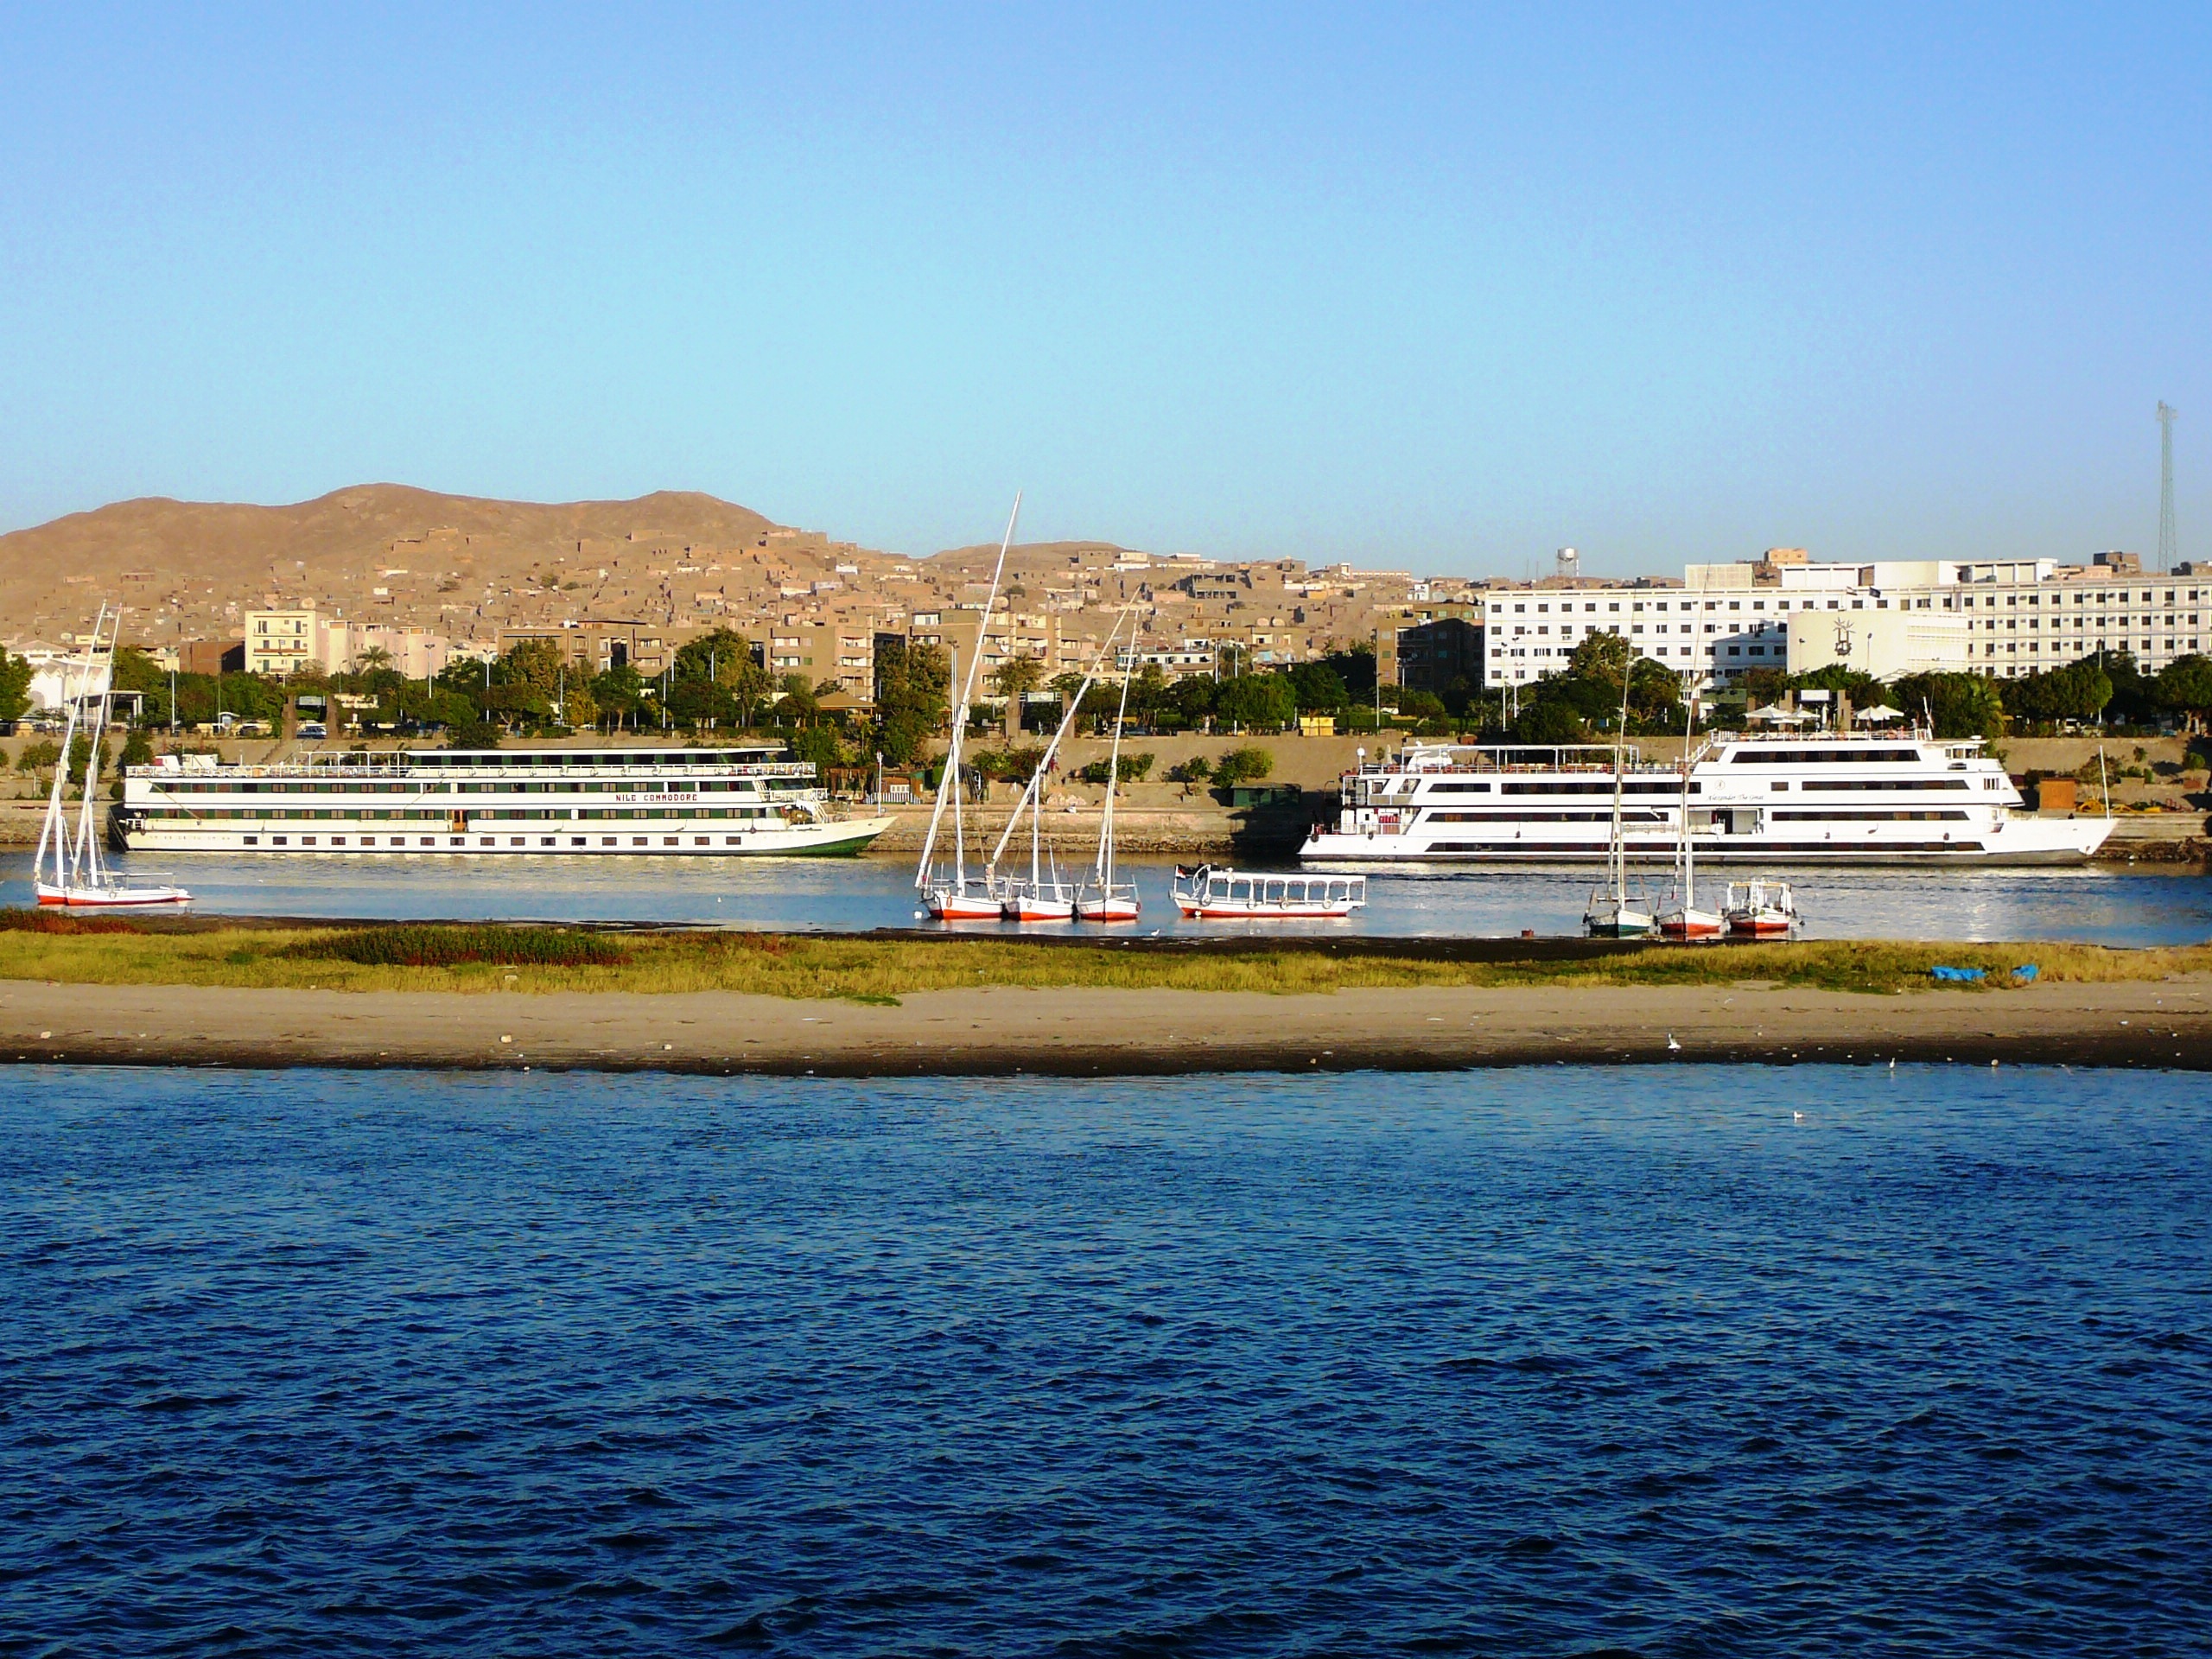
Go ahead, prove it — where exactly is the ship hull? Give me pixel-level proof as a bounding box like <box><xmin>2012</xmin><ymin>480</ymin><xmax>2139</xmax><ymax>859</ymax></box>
<box><xmin>117</xmin><ymin>817</ymin><xmax>893</xmax><ymax>857</ymax></box>
<box><xmin>1300</xmin><ymin>822</ymin><xmax>2113</xmax><ymax>867</ymax></box>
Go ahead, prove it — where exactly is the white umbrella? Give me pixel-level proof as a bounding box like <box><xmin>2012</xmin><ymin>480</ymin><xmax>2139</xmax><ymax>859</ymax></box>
<box><xmin>1746</xmin><ymin>704</ymin><xmax>1814</xmax><ymax>724</ymax></box>
<box><xmin>1856</xmin><ymin>703</ymin><xmax>1905</xmax><ymax>721</ymax></box>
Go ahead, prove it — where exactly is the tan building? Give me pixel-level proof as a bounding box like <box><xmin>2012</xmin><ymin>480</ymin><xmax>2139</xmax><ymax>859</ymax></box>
<box><xmin>244</xmin><ymin>607</ymin><xmax>317</xmax><ymax>676</ymax></box>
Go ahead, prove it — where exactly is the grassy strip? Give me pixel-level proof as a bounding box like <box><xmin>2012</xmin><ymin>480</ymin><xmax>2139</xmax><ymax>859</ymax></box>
<box><xmin>0</xmin><ymin>916</ymin><xmax>2205</xmax><ymax>1000</ymax></box>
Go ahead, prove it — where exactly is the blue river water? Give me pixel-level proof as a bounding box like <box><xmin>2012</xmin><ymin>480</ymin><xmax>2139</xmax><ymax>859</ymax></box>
<box><xmin>4</xmin><ymin>1065</ymin><xmax>2209</xmax><ymax>1656</ymax></box>
<box><xmin>6</xmin><ymin>851</ymin><xmax>2209</xmax><ymax>944</ymax></box>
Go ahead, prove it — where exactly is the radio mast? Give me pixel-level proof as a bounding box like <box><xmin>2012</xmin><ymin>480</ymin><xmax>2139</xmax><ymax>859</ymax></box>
<box><xmin>2158</xmin><ymin>402</ymin><xmax>2178</xmax><ymax>571</ymax></box>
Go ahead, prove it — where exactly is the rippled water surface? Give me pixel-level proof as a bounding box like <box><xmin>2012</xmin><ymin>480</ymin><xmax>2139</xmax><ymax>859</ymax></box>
<box><xmin>4</xmin><ymin>1065</ymin><xmax>2210</xmax><ymax>1656</ymax></box>
<box><xmin>7</xmin><ymin>850</ymin><xmax>2209</xmax><ymax>944</ymax></box>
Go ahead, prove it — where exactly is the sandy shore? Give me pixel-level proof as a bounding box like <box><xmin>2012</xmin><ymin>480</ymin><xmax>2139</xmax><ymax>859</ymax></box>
<box><xmin>1</xmin><ymin>977</ymin><xmax>2205</xmax><ymax>1073</ymax></box>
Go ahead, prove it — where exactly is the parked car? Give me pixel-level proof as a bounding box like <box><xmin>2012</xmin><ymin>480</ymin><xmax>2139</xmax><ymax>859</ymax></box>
<box><xmin>297</xmin><ymin>721</ymin><xmax>327</xmax><ymax>740</ymax></box>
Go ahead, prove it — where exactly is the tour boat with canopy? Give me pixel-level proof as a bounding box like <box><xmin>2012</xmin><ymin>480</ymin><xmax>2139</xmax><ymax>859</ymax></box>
<box><xmin>1171</xmin><ymin>865</ymin><xmax>1366</xmax><ymax>919</ymax></box>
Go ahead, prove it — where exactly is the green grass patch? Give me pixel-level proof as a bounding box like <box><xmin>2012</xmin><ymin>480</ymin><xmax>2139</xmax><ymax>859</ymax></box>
<box><xmin>286</xmin><ymin>924</ymin><xmax>628</xmax><ymax>969</ymax></box>
<box><xmin>0</xmin><ymin>912</ymin><xmax>2204</xmax><ymax>1001</ymax></box>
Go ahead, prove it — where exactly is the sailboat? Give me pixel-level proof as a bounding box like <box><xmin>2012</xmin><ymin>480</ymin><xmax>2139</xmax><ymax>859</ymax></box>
<box><xmin>33</xmin><ymin>607</ymin><xmax>191</xmax><ymax>909</ymax></box>
<box><xmin>1583</xmin><ymin>664</ymin><xmax>1653</xmax><ymax>938</ymax></box>
<box><xmin>993</xmin><ymin>615</ymin><xmax>1129</xmax><ymax>923</ymax></box>
<box><xmin>917</xmin><ymin>495</ymin><xmax>1022</xmax><ymax>920</ymax></box>
<box><xmin>1656</xmin><ymin>699</ymin><xmax>1721</xmax><ymax>940</ymax></box>
<box><xmin>1074</xmin><ymin>639</ymin><xmax>1141</xmax><ymax>922</ymax></box>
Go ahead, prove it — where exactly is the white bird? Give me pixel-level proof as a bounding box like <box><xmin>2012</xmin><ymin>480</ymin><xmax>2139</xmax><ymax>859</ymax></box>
<box><xmin>1793</xmin><ymin>1109</ymin><xmax>1805</xmax><ymax>1122</ymax></box>
<box><xmin>1666</xmin><ymin>1033</ymin><xmax>1681</xmax><ymax>1051</ymax></box>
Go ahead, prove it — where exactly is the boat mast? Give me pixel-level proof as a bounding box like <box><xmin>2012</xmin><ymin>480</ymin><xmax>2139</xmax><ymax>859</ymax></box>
<box><xmin>1609</xmin><ymin>664</ymin><xmax>1631</xmax><ymax>899</ymax></box>
<box><xmin>916</xmin><ymin>492</ymin><xmax>1020</xmax><ymax>892</ymax></box>
<box><xmin>1096</xmin><ymin>637</ymin><xmax>1135</xmax><ymax>888</ymax></box>
<box><xmin>36</xmin><ymin>605</ymin><xmax>101</xmax><ymax>891</ymax></box>
<box><xmin>1678</xmin><ymin>694</ymin><xmax>1694</xmax><ymax>911</ymax></box>
<box><xmin>71</xmin><ymin>608</ymin><xmax>116</xmax><ymax>888</ymax></box>
<box><xmin>989</xmin><ymin>611</ymin><xmax>1128</xmax><ymax>875</ymax></box>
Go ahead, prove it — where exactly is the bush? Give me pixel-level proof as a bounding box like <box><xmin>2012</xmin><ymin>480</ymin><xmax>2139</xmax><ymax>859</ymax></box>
<box><xmin>448</xmin><ymin>718</ymin><xmax>503</xmax><ymax>750</ymax></box>
<box><xmin>16</xmin><ymin>740</ymin><xmax>59</xmax><ymax>773</ymax></box>
<box><xmin>287</xmin><ymin>925</ymin><xmax>627</xmax><ymax>968</ymax></box>
<box><xmin>1077</xmin><ymin>751</ymin><xmax>1155</xmax><ymax>786</ymax></box>
<box><xmin>1166</xmin><ymin>756</ymin><xmax>1213</xmax><ymax>785</ymax></box>
<box><xmin>1212</xmin><ymin>747</ymin><xmax>1274</xmax><ymax>786</ymax></box>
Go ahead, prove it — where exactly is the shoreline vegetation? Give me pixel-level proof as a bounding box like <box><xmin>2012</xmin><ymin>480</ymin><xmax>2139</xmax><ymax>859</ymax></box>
<box><xmin>2</xmin><ymin>912</ymin><xmax>2207</xmax><ymax>1001</ymax></box>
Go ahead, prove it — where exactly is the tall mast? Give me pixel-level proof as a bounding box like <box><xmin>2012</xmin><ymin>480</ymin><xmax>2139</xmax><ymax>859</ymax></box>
<box><xmin>1096</xmin><ymin>634</ymin><xmax>1135</xmax><ymax>887</ymax></box>
<box><xmin>71</xmin><ymin>609</ymin><xmax>116</xmax><ymax>887</ymax></box>
<box><xmin>1610</xmin><ymin>665</ymin><xmax>1630</xmax><ymax>899</ymax></box>
<box><xmin>916</xmin><ymin>492</ymin><xmax>1021</xmax><ymax>891</ymax></box>
<box><xmin>989</xmin><ymin>612</ymin><xmax>1127</xmax><ymax>874</ymax></box>
<box><xmin>1679</xmin><ymin>696</ymin><xmax>1694</xmax><ymax>909</ymax></box>
<box><xmin>36</xmin><ymin>605</ymin><xmax>100</xmax><ymax>889</ymax></box>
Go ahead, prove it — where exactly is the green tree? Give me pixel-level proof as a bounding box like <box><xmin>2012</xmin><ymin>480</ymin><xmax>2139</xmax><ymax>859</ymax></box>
<box><xmin>16</xmin><ymin>739</ymin><xmax>60</xmax><ymax>773</ymax></box>
<box><xmin>2157</xmin><ymin>654</ymin><xmax>2212</xmax><ymax>731</ymax></box>
<box><xmin>1212</xmin><ymin>746</ymin><xmax>1275</xmax><ymax>786</ymax></box>
<box><xmin>1891</xmin><ymin>671</ymin><xmax>2005</xmax><ymax>740</ymax></box>
<box><xmin>2007</xmin><ymin>657</ymin><xmax>2113</xmax><ymax>728</ymax></box>
<box><xmin>0</xmin><ymin>649</ymin><xmax>31</xmax><ymax>723</ymax></box>
<box><xmin>1214</xmin><ymin>672</ymin><xmax>1297</xmax><ymax>732</ymax></box>
<box><xmin>494</xmin><ymin>638</ymin><xmax>568</xmax><ymax>698</ymax></box>
<box><xmin>989</xmin><ymin>654</ymin><xmax>1045</xmax><ymax>726</ymax></box>
<box><xmin>558</xmin><ymin>679</ymin><xmax>598</xmax><ymax>731</ymax></box>
<box><xmin>789</xmin><ymin>723</ymin><xmax>846</xmax><ymax>773</ymax></box>
<box><xmin>1321</xmin><ymin>645</ymin><xmax>1376</xmax><ymax>701</ymax></box>
<box><xmin>448</xmin><ymin>716</ymin><xmax>502</xmax><ymax>750</ymax></box>
<box><xmin>590</xmin><ymin>664</ymin><xmax>646</xmax><ymax>731</ymax></box>
<box><xmin>1512</xmin><ymin>701</ymin><xmax>1587</xmax><ymax>745</ymax></box>
<box><xmin>1166</xmin><ymin>675</ymin><xmax>1217</xmax><ymax>732</ymax></box>
<box><xmin>874</xmin><ymin>639</ymin><xmax>950</xmax><ymax>766</ymax></box>
<box><xmin>1288</xmin><ymin>660</ymin><xmax>1350</xmax><ymax>713</ymax></box>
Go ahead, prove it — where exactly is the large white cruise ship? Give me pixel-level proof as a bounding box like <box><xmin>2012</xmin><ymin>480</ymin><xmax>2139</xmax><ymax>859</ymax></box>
<box><xmin>113</xmin><ymin>746</ymin><xmax>893</xmax><ymax>856</ymax></box>
<box><xmin>1301</xmin><ymin>733</ymin><xmax>2113</xmax><ymax>866</ymax></box>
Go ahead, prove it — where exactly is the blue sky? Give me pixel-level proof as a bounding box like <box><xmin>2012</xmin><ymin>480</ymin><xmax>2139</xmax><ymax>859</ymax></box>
<box><xmin>1</xmin><ymin>3</ymin><xmax>2206</xmax><ymax>575</ymax></box>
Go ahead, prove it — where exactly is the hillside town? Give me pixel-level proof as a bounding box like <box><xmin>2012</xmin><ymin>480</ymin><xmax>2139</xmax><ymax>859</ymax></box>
<box><xmin>0</xmin><ymin>488</ymin><xmax>2207</xmax><ymax>751</ymax></box>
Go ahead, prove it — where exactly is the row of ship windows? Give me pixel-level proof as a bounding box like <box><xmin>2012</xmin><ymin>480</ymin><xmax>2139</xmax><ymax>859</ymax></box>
<box><xmin>139</xmin><ymin>806</ymin><xmax>783</xmax><ymax>822</ymax></box>
<box><xmin>234</xmin><ymin>835</ymin><xmax>779</xmax><ymax>849</ymax></box>
<box><xmin>1493</xmin><ymin>591</ymin><xmax>2201</xmax><ymax>616</ymax></box>
<box><xmin>149</xmin><ymin>779</ymin><xmax>773</xmax><ymax>796</ymax></box>
<box><xmin>1406</xmin><ymin>777</ymin><xmax>1970</xmax><ymax>796</ymax></box>
<box><xmin>1418</xmin><ymin>810</ymin><xmax>1974</xmax><ymax>823</ymax></box>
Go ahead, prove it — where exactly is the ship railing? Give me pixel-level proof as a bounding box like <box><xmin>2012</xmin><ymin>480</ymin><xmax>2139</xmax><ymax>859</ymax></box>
<box><xmin>130</xmin><ymin>757</ymin><xmax>817</xmax><ymax>781</ymax></box>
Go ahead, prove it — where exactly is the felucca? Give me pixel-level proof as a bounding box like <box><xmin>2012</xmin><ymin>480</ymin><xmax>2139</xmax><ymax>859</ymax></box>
<box><xmin>33</xmin><ymin>606</ymin><xmax>190</xmax><ymax>909</ymax></box>
<box><xmin>1074</xmin><ymin>638</ymin><xmax>1141</xmax><ymax>921</ymax></box>
<box><xmin>917</xmin><ymin>494</ymin><xmax>1021</xmax><ymax>919</ymax></box>
<box><xmin>992</xmin><ymin>614</ymin><xmax>1129</xmax><ymax>923</ymax></box>
<box><xmin>1656</xmin><ymin>698</ymin><xmax>1721</xmax><ymax>940</ymax></box>
<box><xmin>1582</xmin><ymin>665</ymin><xmax>1653</xmax><ymax>938</ymax></box>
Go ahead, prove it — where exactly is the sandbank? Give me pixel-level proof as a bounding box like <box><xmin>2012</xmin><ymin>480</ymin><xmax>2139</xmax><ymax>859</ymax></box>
<box><xmin>2</xmin><ymin>976</ymin><xmax>2205</xmax><ymax>1074</ymax></box>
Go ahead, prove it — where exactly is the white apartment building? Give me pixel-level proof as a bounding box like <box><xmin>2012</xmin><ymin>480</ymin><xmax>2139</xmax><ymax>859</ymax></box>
<box><xmin>1485</xmin><ymin>556</ymin><xmax>2208</xmax><ymax>690</ymax></box>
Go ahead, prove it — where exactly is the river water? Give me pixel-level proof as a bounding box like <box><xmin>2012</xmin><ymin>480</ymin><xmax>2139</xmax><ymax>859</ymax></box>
<box><xmin>5</xmin><ymin>851</ymin><xmax>2209</xmax><ymax>944</ymax></box>
<box><xmin>4</xmin><ymin>1065</ymin><xmax>2208</xmax><ymax>1655</ymax></box>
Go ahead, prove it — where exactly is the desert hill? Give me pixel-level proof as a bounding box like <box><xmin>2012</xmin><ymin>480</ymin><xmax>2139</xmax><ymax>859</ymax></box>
<box><xmin>0</xmin><ymin>484</ymin><xmax>893</xmax><ymax>647</ymax></box>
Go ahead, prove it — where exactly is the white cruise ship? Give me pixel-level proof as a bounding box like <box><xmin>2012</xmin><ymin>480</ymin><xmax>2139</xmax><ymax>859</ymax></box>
<box><xmin>113</xmin><ymin>746</ymin><xmax>893</xmax><ymax>857</ymax></box>
<box><xmin>1301</xmin><ymin>733</ymin><xmax>2113</xmax><ymax>866</ymax></box>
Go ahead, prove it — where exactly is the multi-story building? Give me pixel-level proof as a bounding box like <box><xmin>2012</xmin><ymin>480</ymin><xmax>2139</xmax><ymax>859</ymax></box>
<box><xmin>1481</xmin><ymin>553</ymin><xmax>2208</xmax><ymax>692</ymax></box>
<box><xmin>244</xmin><ymin>607</ymin><xmax>318</xmax><ymax>676</ymax></box>
<box><xmin>1395</xmin><ymin>615</ymin><xmax>1484</xmax><ymax>696</ymax></box>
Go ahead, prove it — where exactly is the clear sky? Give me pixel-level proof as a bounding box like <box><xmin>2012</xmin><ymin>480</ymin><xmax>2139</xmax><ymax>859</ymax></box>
<box><xmin>1</xmin><ymin>3</ymin><xmax>2206</xmax><ymax>575</ymax></box>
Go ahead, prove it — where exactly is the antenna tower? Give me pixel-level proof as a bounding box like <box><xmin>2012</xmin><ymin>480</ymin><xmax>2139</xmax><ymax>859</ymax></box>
<box><xmin>2157</xmin><ymin>401</ymin><xmax>2177</xmax><ymax>571</ymax></box>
